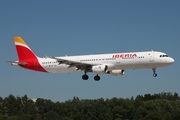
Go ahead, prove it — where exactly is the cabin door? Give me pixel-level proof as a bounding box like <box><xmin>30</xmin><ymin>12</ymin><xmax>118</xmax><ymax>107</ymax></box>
<box><xmin>149</xmin><ymin>52</ymin><xmax>154</xmax><ymax>62</ymax></box>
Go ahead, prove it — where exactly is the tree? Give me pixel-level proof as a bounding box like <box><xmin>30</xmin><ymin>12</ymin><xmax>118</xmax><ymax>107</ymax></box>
<box><xmin>44</xmin><ymin>111</ymin><xmax>61</xmax><ymax>120</ymax></box>
<box><xmin>0</xmin><ymin>113</ymin><xmax>7</xmax><ymax>120</ymax></box>
<box><xmin>2</xmin><ymin>94</ymin><xmax>21</xmax><ymax>116</ymax></box>
<box><xmin>0</xmin><ymin>97</ymin><xmax>3</xmax><ymax>114</ymax></box>
<box><xmin>18</xmin><ymin>114</ymin><xmax>31</xmax><ymax>120</ymax></box>
<box><xmin>21</xmin><ymin>95</ymin><xmax>36</xmax><ymax>115</ymax></box>
<box><xmin>0</xmin><ymin>92</ymin><xmax>180</xmax><ymax>119</ymax></box>
<box><xmin>7</xmin><ymin>116</ymin><xmax>18</xmax><ymax>120</ymax></box>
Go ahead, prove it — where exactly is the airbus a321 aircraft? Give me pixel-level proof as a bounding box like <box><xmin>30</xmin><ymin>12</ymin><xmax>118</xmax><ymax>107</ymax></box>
<box><xmin>6</xmin><ymin>37</ymin><xmax>174</xmax><ymax>81</ymax></box>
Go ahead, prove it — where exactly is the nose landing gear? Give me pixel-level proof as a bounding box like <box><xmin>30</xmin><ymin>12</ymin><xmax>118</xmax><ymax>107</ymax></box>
<box><xmin>152</xmin><ymin>68</ymin><xmax>157</xmax><ymax>77</ymax></box>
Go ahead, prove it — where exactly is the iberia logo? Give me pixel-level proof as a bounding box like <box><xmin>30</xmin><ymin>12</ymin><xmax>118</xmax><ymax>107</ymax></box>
<box><xmin>112</xmin><ymin>53</ymin><xmax>137</xmax><ymax>58</ymax></box>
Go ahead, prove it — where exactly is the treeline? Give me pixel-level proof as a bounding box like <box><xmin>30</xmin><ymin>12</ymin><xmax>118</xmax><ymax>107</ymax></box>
<box><xmin>0</xmin><ymin>92</ymin><xmax>180</xmax><ymax>120</ymax></box>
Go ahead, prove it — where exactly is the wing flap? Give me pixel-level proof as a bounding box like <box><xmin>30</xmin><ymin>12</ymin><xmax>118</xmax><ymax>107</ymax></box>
<box><xmin>46</xmin><ymin>56</ymin><xmax>92</xmax><ymax>71</ymax></box>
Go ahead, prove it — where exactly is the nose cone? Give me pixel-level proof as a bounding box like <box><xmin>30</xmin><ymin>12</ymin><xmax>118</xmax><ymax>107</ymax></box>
<box><xmin>168</xmin><ymin>57</ymin><xmax>175</xmax><ymax>64</ymax></box>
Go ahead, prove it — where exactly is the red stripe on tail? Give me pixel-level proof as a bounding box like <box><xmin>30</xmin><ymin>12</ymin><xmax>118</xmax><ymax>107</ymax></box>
<box><xmin>15</xmin><ymin>45</ymin><xmax>37</xmax><ymax>60</ymax></box>
<box><xmin>14</xmin><ymin>37</ymin><xmax>47</xmax><ymax>72</ymax></box>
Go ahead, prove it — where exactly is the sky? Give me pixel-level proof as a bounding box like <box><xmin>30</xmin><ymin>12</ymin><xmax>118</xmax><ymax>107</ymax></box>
<box><xmin>0</xmin><ymin>0</ymin><xmax>180</xmax><ymax>102</ymax></box>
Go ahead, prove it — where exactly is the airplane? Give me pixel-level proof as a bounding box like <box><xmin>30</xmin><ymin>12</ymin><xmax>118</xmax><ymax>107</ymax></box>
<box><xmin>6</xmin><ymin>37</ymin><xmax>174</xmax><ymax>81</ymax></box>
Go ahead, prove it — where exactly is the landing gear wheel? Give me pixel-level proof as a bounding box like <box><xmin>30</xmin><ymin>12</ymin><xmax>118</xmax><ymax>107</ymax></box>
<box><xmin>152</xmin><ymin>68</ymin><xmax>157</xmax><ymax>77</ymax></box>
<box><xmin>153</xmin><ymin>73</ymin><xmax>157</xmax><ymax>77</ymax></box>
<box><xmin>82</xmin><ymin>74</ymin><xmax>89</xmax><ymax>80</ymax></box>
<box><xmin>94</xmin><ymin>75</ymin><xmax>100</xmax><ymax>81</ymax></box>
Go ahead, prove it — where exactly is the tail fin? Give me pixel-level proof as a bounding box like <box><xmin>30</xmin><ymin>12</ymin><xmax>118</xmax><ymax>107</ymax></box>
<box><xmin>14</xmin><ymin>37</ymin><xmax>37</xmax><ymax>61</ymax></box>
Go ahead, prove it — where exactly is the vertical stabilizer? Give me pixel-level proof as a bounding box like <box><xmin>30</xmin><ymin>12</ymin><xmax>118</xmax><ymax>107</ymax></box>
<box><xmin>14</xmin><ymin>37</ymin><xmax>37</xmax><ymax>61</ymax></box>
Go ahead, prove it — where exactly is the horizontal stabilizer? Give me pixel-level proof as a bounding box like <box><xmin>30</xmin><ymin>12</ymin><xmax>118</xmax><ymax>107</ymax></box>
<box><xmin>5</xmin><ymin>61</ymin><xmax>27</xmax><ymax>66</ymax></box>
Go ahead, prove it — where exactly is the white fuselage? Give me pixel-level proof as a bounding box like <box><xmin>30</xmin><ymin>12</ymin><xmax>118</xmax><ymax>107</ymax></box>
<box><xmin>38</xmin><ymin>51</ymin><xmax>174</xmax><ymax>73</ymax></box>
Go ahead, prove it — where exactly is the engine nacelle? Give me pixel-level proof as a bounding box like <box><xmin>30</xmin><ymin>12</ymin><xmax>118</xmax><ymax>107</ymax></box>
<box><xmin>92</xmin><ymin>65</ymin><xmax>107</xmax><ymax>74</ymax></box>
<box><xmin>11</xmin><ymin>62</ymin><xmax>19</xmax><ymax>66</ymax></box>
<box><xmin>110</xmin><ymin>70</ymin><xmax>125</xmax><ymax>76</ymax></box>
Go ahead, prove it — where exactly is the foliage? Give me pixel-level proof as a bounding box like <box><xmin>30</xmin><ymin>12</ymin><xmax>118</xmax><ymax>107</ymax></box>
<box><xmin>0</xmin><ymin>92</ymin><xmax>179</xmax><ymax>120</ymax></box>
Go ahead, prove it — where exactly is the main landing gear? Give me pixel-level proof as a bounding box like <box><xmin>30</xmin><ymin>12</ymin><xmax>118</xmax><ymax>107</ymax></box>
<box><xmin>94</xmin><ymin>75</ymin><xmax>100</xmax><ymax>81</ymax></box>
<box><xmin>152</xmin><ymin>68</ymin><xmax>157</xmax><ymax>77</ymax></box>
<box><xmin>82</xmin><ymin>74</ymin><xmax>89</xmax><ymax>80</ymax></box>
<box><xmin>82</xmin><ymin>73</ymin><xmax>100</xmax><ymax>81</ymax></box>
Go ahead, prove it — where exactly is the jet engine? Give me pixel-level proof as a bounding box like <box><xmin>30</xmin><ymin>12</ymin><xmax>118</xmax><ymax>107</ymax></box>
<box><xmin>92</xmin><ymin>64</ymin><xmax>115</xmax><ymax>74</ymax></box>
<box><xmin>92</xmin><ymin>65</ymin><xmax>107</xmax><ymax>74</ymax></box>
<box><xmin>110</xmin><ymin>70</ymin><xmax>125</xmax><ymax>76</ymax></box>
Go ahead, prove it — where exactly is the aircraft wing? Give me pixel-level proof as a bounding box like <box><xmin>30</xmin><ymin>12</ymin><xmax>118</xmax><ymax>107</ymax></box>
<box><xmin>47</xmin><ymin>56</ymin><xmax>93</xmax><ymax>71</ymax></box>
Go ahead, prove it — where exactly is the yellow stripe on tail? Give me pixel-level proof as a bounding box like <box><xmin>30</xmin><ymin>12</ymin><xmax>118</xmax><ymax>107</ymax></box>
<box><xmin>14</xmin><ymin>37</ymin><xmax>27</xmax><ymax>46</ymax></box>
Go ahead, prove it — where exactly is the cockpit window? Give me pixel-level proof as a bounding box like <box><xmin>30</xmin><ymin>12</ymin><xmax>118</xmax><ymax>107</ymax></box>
<box><xmin>160</xmin><ymin>55</ymin><xmax>168</xmax><ymax>57</ymax></box>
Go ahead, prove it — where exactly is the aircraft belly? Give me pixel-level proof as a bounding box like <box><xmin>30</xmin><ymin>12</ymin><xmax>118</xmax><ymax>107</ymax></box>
<box><xmin>115</xmin><ymin>61</ymin><xmax>151</xmax><ymax>70</ymax></box>
<box><xmin>43</xmin><ymin>65</ymin><xmax>78</xmax><ymax>73</ymax></box>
